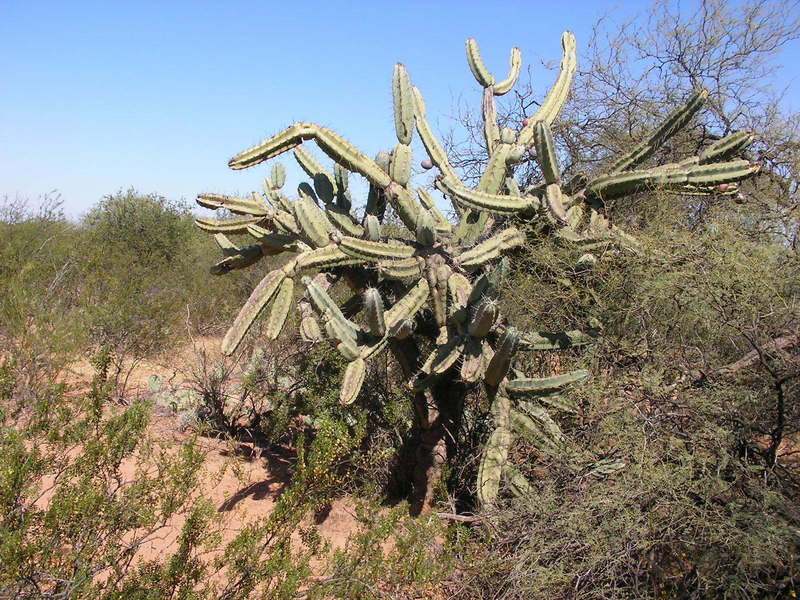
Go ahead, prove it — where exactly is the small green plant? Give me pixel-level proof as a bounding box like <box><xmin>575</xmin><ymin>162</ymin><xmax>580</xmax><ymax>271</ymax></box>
<box><xmin>196</xmin><ymin>33</ymin><xmax>757</xmax><ymax>512</ymax></box>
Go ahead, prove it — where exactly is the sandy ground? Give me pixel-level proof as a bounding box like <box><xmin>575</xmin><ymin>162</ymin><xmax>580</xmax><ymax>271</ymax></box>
<box><xmin>56</xmin><ymin>336</ymin><xmax>365</xmax><ymax>579</ymax></box>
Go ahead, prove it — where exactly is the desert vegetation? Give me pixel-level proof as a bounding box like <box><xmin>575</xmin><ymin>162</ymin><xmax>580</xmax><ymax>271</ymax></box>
<box><xmin>2</xmin><ymin>1</ymin><xmax>799</xmax><ymax>598</ymax></box>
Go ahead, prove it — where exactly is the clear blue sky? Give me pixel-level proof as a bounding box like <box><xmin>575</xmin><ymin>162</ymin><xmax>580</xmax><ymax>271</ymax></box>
<box><xmin>1</xmin><ymin>1</ymin><xmax>797</xmax><ymax>218</ymax></box>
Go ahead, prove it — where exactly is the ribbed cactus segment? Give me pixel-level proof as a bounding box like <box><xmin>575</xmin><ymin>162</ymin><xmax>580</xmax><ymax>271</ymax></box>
<box><xmin>460</xmin><ymin>338</ymin><xmax>484</xmax><ymax>383</ymax></box>
<box><xmin>264</xmin><ymin>278</ymin><xmax>294</xmax><ymax>340</ymax></box>
<box><xmin>326</xmin><ymin>206</ymin><xmax>364</xmax><ymax>237</ymax></box>
<box><xmin>416</xmin><ymin>188</ymin><xmax>452</xmax><ymax>232</ymax></box>
<box><xmin>506</xmin><ymin>369</ymin><xmax>590</xmax><ymax>396</ymax></box>
<box><xmin>533</xmin><ymin>121</ymin><xmax>560</xmax><ymax>184</ymax></box>
<box><xmin>334</xmin><ymin>163</ymin><xmax>349</xmax><ymax>192</ymax></box>
<box><xmin>294</xmin><ymin>195</ymin><xmax>333</xmax><ymax>248</ymax></box>
<box><xmin>314</xmin><ymin>173</ymin><xmax>336</xmax><ymax>205</ymax></box>
<box><xmin>230</xmin><ymin>123</ymin><xmax>392</xmax><ymax>189</ymax></box>
<box><xmin>384</xmin><ymin>279</ymin><xmax>429</xmax><ymax>330</ymax></box>
<box><xmin>271</xmin><ymin>163</ymin><xmax>286</xmax><ymax>189</ymax></box>
<box><xmin>298</xmin><ymin>182</ymin><xmax>318</xmax><ymax>205</ymax></box>
<box><xmin>293</xmin><ymin>145</ymin><xmax>329</xmax><ymax>181</ymax></box>
<box><xmin>386</xmin><ymin>185</ymin><xmax>422</xmax><ymax>232</ymax></box>
<box><xmin>457</xmin><ymin>227</ymin><xmax>525</xmax><ymax>269</ymax></box>
<box><xmin>365</xmin><ymin>185</ymin><xmax>387</xmax><ymax>221</ymax></box>
<box><xmin>302</xmin><ymin>276</ymin><xmax>359</xmax><ymax>336</ymax></box>
<box><xmin>412</xmin><ymin>86</ymin><xmax>459</xmax><ymax>184</ymax></box>
<box><xmin>415</xmin><ymin>209</ymin><xmax>436</xmax><ymax>246</ymax></box>
<box><xmin>484</xmin><ymin>326</ymin><xmax>519</xmax><ymax>387</ymax></box>
<box><xmin>197</xmin><ymin>193</ymin><xmax>271</xmax><ymax>216</ymax></box>
<box><xmin>699</xmin><ymin>130</ymin><xmax>754</xmax><ymax>163</ymax></box>
<box><xmin>246</xmin><ymin>226</ymin><xmax>299</xmax><ymax>252</ymax></box>
<box><xmin>468</xmin><ymin>298</ymin><xmax>498</xmax><ymax>338</ymax></box>
<box><xmin>377</xmin><ymin>256</ymin><xmax>420</xmax><ymax>280</ymax></box>
<box><xmin>390</xmin><ymin>318</ymin><xmax>416</xmax><ymax>339</ymax></box>
<box><xmin>296</xmin><ymin>245</ymin><xmax>359</xmax><ymax>271</ymax></box>
<box><xmin>545</xmin><ymin>184</ymin><xmax>567</xmax><ymax>223</ymax></box>
<box><xmin>300</xmin><ymin>315</ymin><xmax>323</xmax><ymax>342</ymax></box>
<box><xmin>392</xmin><ymin>63</ymin><xmax>415</xmax><ymax>145</ymax></box>
<box><xmin>214</xmin><ymin>233</ymin><xmax>238</xmax><ymax>254</ymax></box>
<box><xmin>510</xmin><ymin>408</ymin><xmax>563</xmax><ymax>451</ymax></box>
<box><xmin>493</xmin><ymin>47</ymin><xmax>522</xmax><ymax>96</ymax></box>
<box><xmin>587</xmin><ymin>159</ymin><xmax>758</xmax><ymax>201</ymax></box>
<box><xmin>477</xmin><ymin>425</ymin><xmax>510</xmax><ymax>506</ymax></box>
<box><xmin>363</xmin><ymin>214</ymin><xmax>382</xmax><ymax>241</ymax></box>
<box><xmin>504</xmin><ymin>465</ymin><xmax>532</xmax><ymax>497</ymax></box>
<box><xmin>389</xmin><ymin>143</ymin><xmax>413</xmax><ymax>187</ymax></box>
<box><xmin>195</xmin><ymin>216</ymin><xmax>264</xmax><ymax>234</ymax></box>
<box><xmin>271</xmin><ymin>209</ymin><xmax>301</xmax><ymax>236</ymax></box>
<box><xmin>482</xmin><ymin>88</ymin><xmax>500</xmax><ymax>154</ymax></box>
<box><xmin>337</xmin><ymin>236</ymin><xmax>415</xmax><ymax>261</ymax></box>
<box><xmin>465</xmin><ymin>38</ymin><xmax>495</xmax><ymax>87</ymax></box>
<box><xmin>519</xmin><ymin>329</ymin><xmax>598</xmax><ymax>350</ymax></box>
<box><xmin>210</xmin><ymin>244</ymin><xmax>263</xmax><ymax>275</ymax></box>
<box><xmin>518</xmin><ymin>31</ymin><xmax>576</xmax><ymax>145</ymax></box>
<box><xmin>516</xmin><ymin>401</ymin><xmax>565</xmax><ymax>443</ymax></box>
<box><xmin>436</xmin><ymin>177</ymin><xmax>537</xmax><ymax>215</ymax></box>
<box><xmin>430</xmin><ymin>335</ymin><xmax>466</xmax><ymax>374</ymax></box>
<box><xmin>222</xmin><ymin>269</ymin><xmax>287</xmax><ymax>355</ymax></box>
<box><xmin>609</xmin><ymin>89</ymin><xmax>708</xmax><ymax>174</ymax></box>
<box><xmin>363</xmin><ymin>287</ymin><xmax>386</xmax><ymax>337</ymax></box>
<box><xmin>340</xmin><ymin>358</ymin><xmax>366</xmax><ymax>405</ymax></box>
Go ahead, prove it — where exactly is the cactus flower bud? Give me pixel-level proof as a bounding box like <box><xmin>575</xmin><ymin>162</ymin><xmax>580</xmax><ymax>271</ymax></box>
<box><xmin>718</xmin><ymin>183</ymin><xmax>729</xmax><ymax>192</ymax></box>
<box><xmin>421</xmin><ymin>159</ymin><xmax>433</xmax><ymax>170</ymax></box>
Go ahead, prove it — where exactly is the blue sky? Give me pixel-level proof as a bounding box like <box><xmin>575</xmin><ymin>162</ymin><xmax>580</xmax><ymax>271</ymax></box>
<box><xmin>1</xmin><ymin>1</ymin><xmax>798</xmax><ymax>218</ymax></box>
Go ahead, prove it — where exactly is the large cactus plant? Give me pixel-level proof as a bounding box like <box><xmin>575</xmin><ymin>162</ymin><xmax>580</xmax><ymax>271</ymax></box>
<box><xmin>196</xmin><ymin>32</ymin><xmax>757</xmax><ymax>512</ymax></box>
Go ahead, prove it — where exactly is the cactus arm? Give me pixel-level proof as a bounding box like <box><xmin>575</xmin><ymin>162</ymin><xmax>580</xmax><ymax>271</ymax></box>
<box><xmin>264</xmin><ymin>278</ymin><xmax>294</xmax><ymax>340</ymax></box>
<box><xmin>517</xmin><ymin>329</ymin><xmax>599</xmax><ymax>350</ymax></box>
<box><xmin>493</xmin><ymin>47</ymin><xmax>522</xmax><ymax>96</ymax></box>
<box><xmin>294</xmin><ymin>195</ymin><xmax>334</xmax><ymax>248</ymax></box>
<box><xmin>222</xmin><ymin>267</ymin><xmax>292</xmax><ymax>355</ymax></box>
<box><xmin>436</xmin><ymin>176</ymin><xmax>539</xmax><ymax>215</ymax></box>
<box><xmin>609</xmin><ymin>89</ymin><xmax>708</xmax><ymax>174</ymax></box>
<box><xmin>506</xmin><ymin>369</ymin><xmax>590</xmax><ymax>396</ymax></box>
<box><xmin>586</xmin><ymin>159</ymin><xmax>758</xmax><ymax>202</ymax></box>
<box><xmin>295</xmin><ymin>244</ymin><xmax>360</xmax><ymax>271</ymax></box>
<box><xmin>412</xmin><ymin>86</ymin><xmax>461</xmax><ymax>186</ymax></box>
<box><xmin>340</xmin><ymin>358</ymin><xmax>367</xmax><ymax>405</ymax></box>
<box><xmin>384</xmin><ymin>278</ymin><xmax>430</xmax><ymax>331</ymax></box>
<box><xmin>482</xmin><ymin>87</ymin><xmax>501</xmax><ymax>154</ymax></box>
<box><xmin>195</xmin><ymin>215</ymin><xmax>266</xmax><ymax>234</ymax></box>
<box><xmin>465</xmin><ymin>38</ymin><xmax>496</xmax><ymax>87</ymax></box>
<box><xmin>336</xmin><ymin>236</ymin><xmax>416</xmax><ymax>261</ymax></box>
<box><xmin>484</xmin><ymin>327</ymin><xmax>519</xmax><ymax>387</ymax></box>
<box><xmin>478</xmin><ymin>394</ymin><xmax>513</xmax><ymax>506</ymax></box>
<box><xmin>518</xmin><ymin>31</ymin><xmax>577</xmax><ymax>145</ymax></box>
<box><xmin>699</xmin><ymin>130</ymin><xmax>754</xmax><ymax>164</ymax></box>
<box><xmin>210</xmin><ymin>244</ymin><xmax>265</xmax><ymax>275</ymax></box>
<box><xmin>363</xmin><ymin>287</ymin><xmax>387</xmax><ymax>337</ymax></box>
<box><xmin>197</xmin><ymin>193</ymin><xmax>272</xmax><ymax>216</ymax></box>
<box><xmin>293</xmin><ymin>147</ymin><xmax>336</xmax><ymax>192</ymax></box>
<box><xmin>533</xmin><ymin>121</ymin><xmax>561</xmax><ymax>184</ymax></box>
<box><xmin>325</xmin><ymin>206</ymin><xmax>364</xmax><ymax>237</ymax></box>
<box><xmin>456</xmin><ymin>227</ymin><xmax>526</xmax><ymax>269</ymax></box>
<box><xmin>229</xmin><ymin>122</ymin><xmax>392</xmax><ymax>190</ymax></box>
<box><xmin>393</xmin><ymin>63</ymin><xmax>415</xmax><ymax>145</ymax></box>
<box><xmin>213</xmin><ymin>233</ymin><xmax>239</xmax><ymax>255</ymax></box>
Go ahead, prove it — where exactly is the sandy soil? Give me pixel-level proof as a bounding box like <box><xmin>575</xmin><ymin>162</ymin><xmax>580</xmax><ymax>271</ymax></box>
<box><xmin>56</xmin><ymin>336</ymin><xmax>365</xmax><ymax>579</ymax></box>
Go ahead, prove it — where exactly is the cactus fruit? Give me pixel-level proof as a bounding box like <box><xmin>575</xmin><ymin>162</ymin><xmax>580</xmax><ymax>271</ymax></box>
<box><xmin>197</xmin><ymin>31</ymin><xmax>757</xmax><ymax>511</ymax></box>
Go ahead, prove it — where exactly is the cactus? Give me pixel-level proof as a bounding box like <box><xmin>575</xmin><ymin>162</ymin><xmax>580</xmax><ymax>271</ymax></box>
<box><xmin>196</xmin><ymin>32</ymin><xmax>757</xmax><ymax>513</ymax></box>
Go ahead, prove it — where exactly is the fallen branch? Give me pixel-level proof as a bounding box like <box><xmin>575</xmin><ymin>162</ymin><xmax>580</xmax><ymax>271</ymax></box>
<box><xmin>688</xmin><ymin>332</ymin><xmax>799</xmax><ymax>384</ymax></box>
